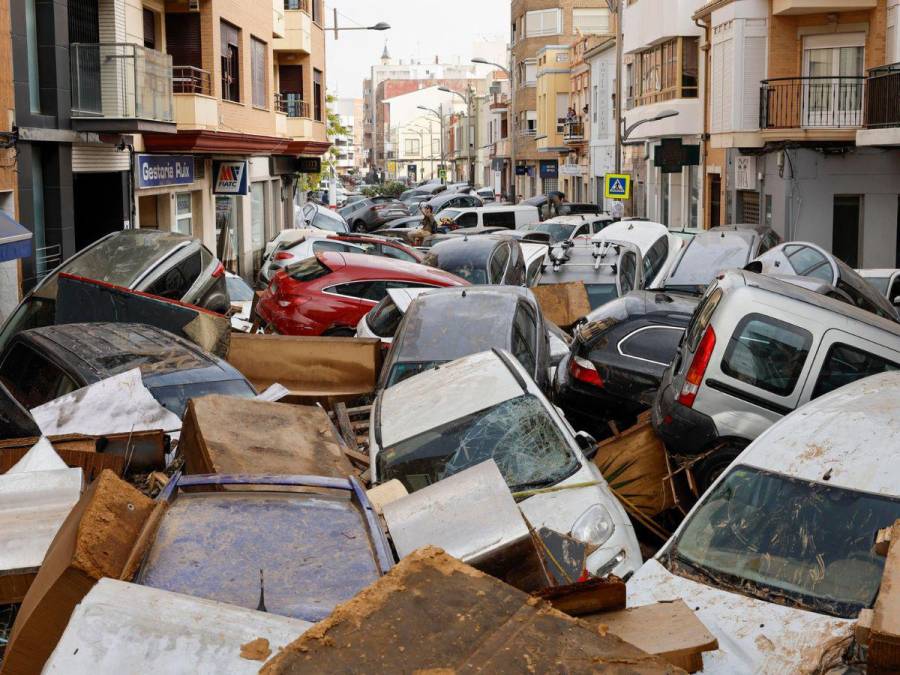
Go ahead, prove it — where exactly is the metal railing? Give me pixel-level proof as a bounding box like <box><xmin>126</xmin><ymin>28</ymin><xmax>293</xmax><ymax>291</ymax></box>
<box><xmin>564</xmin><ymin>120</ymin><xmax>585</xmax><ymax>142</ymax></box>
<box><xmin>277</xmin><ymin>92</ymin><xmax>310</xmax><ymax>118</ymax></box>
<box><xmin>760</xmin><ymin>76</ymin><xmax>865</xmax><ymax>129</ymax></box>
<box><xmin>172</xmin><ymin>66</ymin><xmax>211</xmax><ymax>95</ymax></box>
<box><xmin>71</xmin><ymin>42</ymin><xmax>173</xmax><ymax>122</ymax></box>
<box><xmin>283</xmin><ymin>0</ymin><xmax>309</xmax><ymax>10</ymax></box>
<box><xmin>864</xmin><ymin>63</ymin><xmax>900</xmax><ymax>129</ymax></box>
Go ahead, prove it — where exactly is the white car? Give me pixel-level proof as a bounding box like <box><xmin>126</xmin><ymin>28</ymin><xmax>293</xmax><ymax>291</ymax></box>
<box><xmin>628</xmin><ymin>371</ymin><xmax>900</xmax><ymax>673</ymax></box>
<box><xmin>520</xmin><ymin>242</ymin><xmax>549</xmax><ymax>287</ymax></box>
<box><xmin>592</xmin><ymin>221</ymin><xmax>684</xmax><ymax>290</ymax></box>
<box><xmin>356</xmin><ymin>287</ymin><xmax>434</xmax><ymax>345</ymax></box>
<box><xmin>224</xmin><ymin>272</ymin><xmax>256</xmax><ymax>332</ymax></box>
<box><xmin>258</xmin><ymin>232</ymin><xmax>366</xmax><ymax>286</ymax></box>
<box><xmin>368</xmin><ymin>349</ymin><xmax>642</xmax><ymax>579</ymax></box>
<box><xmin>521</xmin><ymin>214</ymin><xmax>614</xmax><ymax>245</ymax></box>
<box><xmin>858</xmin><ymin>268</ymin><xmax>900</xmax><ymax>308</ymax></box>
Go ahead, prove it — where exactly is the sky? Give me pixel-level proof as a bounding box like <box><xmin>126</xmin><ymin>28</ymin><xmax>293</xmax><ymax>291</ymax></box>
<box><xmin>324</xmin><ymin>0</ymin><xmax>509</xmax><ymax>99</ymax></box>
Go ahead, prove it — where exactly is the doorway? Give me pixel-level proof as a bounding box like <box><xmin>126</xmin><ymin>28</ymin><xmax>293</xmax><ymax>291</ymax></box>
<box><xmin>833</xmin><ymin>194</ymin><xmax>862</xmax><ymax>268</ymax></box>
<box><xmin>802</xmin><ymin>34</ymin><xmax>865</xmax><ymax>128</ymax></box>
<box><xmin>215</xmin><ymin>195</ymin><xmax>241</xmax><ymax>274</ymax></box>
<box><xmin>708</xmin><ymin>173</ymin><xmax>722</xmax><ymax>228</ymax></box>
<box><xmin>73</xmin><ymin>172</ymin><xmax>129</xmax><ymax>251</ymax></box>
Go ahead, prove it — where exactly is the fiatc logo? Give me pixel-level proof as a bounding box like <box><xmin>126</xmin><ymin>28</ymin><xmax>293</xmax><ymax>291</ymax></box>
<box><xmin>214</xmin><ymin>161</ymin><xmax>247</xmax><ymax>194</ymax></box>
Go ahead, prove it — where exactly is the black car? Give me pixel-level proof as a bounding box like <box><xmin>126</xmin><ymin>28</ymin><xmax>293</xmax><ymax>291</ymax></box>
<box><xmin>0</xmin><ymin>323</ymin><xmax>257</xmax><ymax>417</ymax></box>
<box><xmin>553</xmin><ymin>292</ymin><xmax>695</xmax><ymax>436</ymax></box>
<box><xmin>662</xmin><ymin>225</ymin><xmax>781</xmax><ymax>295</ymax></box>
<box><xmin>522</xmin><ymin>196</ymin><xmax>602</xmax><ymax>221</ymax></box>
<box><xmin>379</xmin><ymin>286</ymin><xmax>550</xmax><ymax>391</ymax></box>
<box><xmin>423</xmin><ymin>236</ymin><xmax>525</xmax><ymax>286</ymax></box>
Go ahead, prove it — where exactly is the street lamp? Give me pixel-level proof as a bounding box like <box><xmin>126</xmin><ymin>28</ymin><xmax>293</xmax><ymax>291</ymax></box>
<box><xmin>326</xmin><ymin>13</ymin><xmax>390</xmax><ymax>38</ymax></box>
<box><xmin>473</xmin><ymin>57</ymin><xmax>516</xmax><ymax>203</ymax></box>
<box><xmin>438</xmin><ymin>86</ymin><xmax>475</xmax><ymax>187</ymax></box>
<box><xmin>622</xmin><ymin>110</ymin><xmax>680</xmax><ymax>142</ymax></box>
<box><xmin>417</xmin><ymin>104</ymin><xmax>446</xmax><ymax>184</ymax></box>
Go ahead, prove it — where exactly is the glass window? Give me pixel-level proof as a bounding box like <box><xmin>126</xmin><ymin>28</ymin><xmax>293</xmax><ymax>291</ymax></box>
<box><xmin>454</xmin><ymin>212</ymin><xmax>478</xmax><ymax>228</ymax></box>
<box><xmin>225</xmin><ymin>275</ymin><xmax>254</xmax><ymax>302</ymax></box>
<box><xmin>572</xmin><ymin>8</ymin><xmax>610</xmax><ymax>35</ymax></box>
<box><xmin>511</xmin><ymin>305</ymin><xmax>538</xmax><ymax>375</ymax></box>
<box><xmin>144</xmin><ymin>251</ymin><xmax>202</xmax><ymax>300</ymax></box>
<box><xmin>174</xmin><ymin>193</ymin><xmax>193</xmax><ymax>235</ymax></box>
<box><xmin>585</xmin><ymin>283</ymin><xmax>619</xmax><ymax>309</ymax></box>
<box><xmin>489</xmin><ymin>244</ymin><xmax>510</xmax><ymax>283</ymax></box>
<box><xmin>286</xmin><ymin>256</ymin><xmax>331</xmax><ymax>282</ymax></box>
<box><xmin>332</xmin><ymin>281</ymin><xmax>387</xmax><ymax>301</ymax></box>
<box><xmin>620</xmin><ymin>251</ymin><xmax>637</xmax><ymax>293</ymax></box>
<box><xmin>367</xmin><ymin>296</ymin><xmax>404</xmax><ymax>338</ymax></box>
<box><xmin>669</xmin><ymin>466</ymin><xmax>900</xmax><ymax>619</ymax></box>
<box><xmin>722</xmin><ymin>314</ymin><xmax>813</xmax><ymax>396</ymax></box>
<box><xmin>377</xmin><ymin>394</ymin><xmax>579</xmax><ymax>493</ymax></box>
<box><xmin>380</xmin><ymin>245</ymin><xmax>417</xmax><ymax>264</ymax></box>
<box><xmin>313</xmin><ymin>69</ymin><xmax>323</xmax><ymax>122</ymax></box>
<box><xmin>525</xmin><ymin>9</ymin><xmax>561</xmax><ymax>38</ymax></box>
<box><xmin>619</xmin><ymin>326</ymin><xmax>685</xmax><ymax>366</ymax></box>
<box><xmin>312</xmin><ymin>240</ymin><xmax>357</xmax><ymax>254</ymax></box>
<box><xmin>0</xmin><ymin>343</ymin><xmax>79</xmax><ymax>409</ymax></box>
<box><xmin>785</xmin><ymin>245</ymin><xmax>832</xmax><ymax>281</ymax></box>
<box><xmin>483</xmin><ymin>211</ymin><xmax>516</xmax><ymax>228</ymax></box>
<box><xmin>220</xmin><ymin>21</ymin><xmax>240</xmax><ymax>102</ymax></box>
<box><xmin>25</xmin><ymin>0</ymin><xmax>41</xmax><ymax>113</ymax></box>
<box><xmin>386</xmin><ymin>361</ymin><xmax>444</xmax><ymax>388</ymax></box>
<box><xmin>250</xmin><ymin>183</ymin><xmax>266</xmax><ymax>273</ymax></box>
<box><xmin>251</xmin><ymin>37</ymin><xmax>267</xmax><ymax>108</ymax></box>
<box><xmin>864</xmin><ymin>276</ymin><xmax>890</xmax><ymax>295</ymax></box>
<box><xmin>642</xmin><ymin>237</ymin><xmax>669</xmax><ymax>285</ymax></box>
<box><xmin>526</xmin><ymin>258</ymin><xmax>543</xmax><ymax>287</ymax></box>
<box><xmin>812</xmin><ymin>343</ymin><xmax>899</xmax><ymax>400</ymax></box>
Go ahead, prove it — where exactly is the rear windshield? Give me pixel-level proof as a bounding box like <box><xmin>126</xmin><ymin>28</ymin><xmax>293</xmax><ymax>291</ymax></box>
<box><xmin>286</xmin><ymin>257</ymin><xmax>332</xmax><ymax>282</ymax></box>
<box><xmin>585</xmin><ymin>283</ymin><xmax>619</xmax><ymax>309</ymax></box>
<box><xmin>367</xmin><ymin>296</ymin><xmax>403</xmax><ymax>338</ymax></box>
<box><xmin>666</xmin><ymin>235</ymin><xmax>751</xmax><ymax>291</ymax></box>
<box><xmin>386</xmin><ymin>360</ymin><xmax>444</xmax><ymax>388</ymax></box>
<box><xmin>532</xmin><ymin>222</ymin><xmax>577</xmax><ymax>244</ymax></box>
<box><xmin>150</xmin><ymin>378</ymin><xmax>256</xmax><ymax>418</ymax></box>
<box><xmin>312</xmin><ymin>211</ymin><xmax>349</xmax><ymax>233</ymax></box>
<box><xmin>59</xmin><ymin>231</ymin><xmax>189</xmax><ymax>288</ymax></box>
<box><xmin>864</xmin><ymin>277</ymin><xmax>890</xmax><ymax>295</ymax></box>
<box><xmin>685</xmin><ymin>286</ymin><xmax>723</xmax><ymax>351</ymax></box>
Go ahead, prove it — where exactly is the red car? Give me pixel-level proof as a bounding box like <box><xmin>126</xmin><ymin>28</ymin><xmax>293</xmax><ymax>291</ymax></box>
<box><xmin>257</xmin><ymin>251</ymin><xmax>468</xmax><ymax>336</ymax></box>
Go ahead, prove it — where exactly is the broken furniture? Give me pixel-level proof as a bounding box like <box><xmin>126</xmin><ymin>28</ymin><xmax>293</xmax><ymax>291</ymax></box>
<box><xmin>178</xmin><ymin>395</ymin><xmax>353</xmax><ymax>479</ymax></box>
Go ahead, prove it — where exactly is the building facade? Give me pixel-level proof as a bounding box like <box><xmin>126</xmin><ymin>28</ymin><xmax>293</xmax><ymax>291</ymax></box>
<box><xmin>697</xmin><ymin>0</ymin><xmax>900</xmax><ymax>267</ymax></box>
<box><xmin>9</xmin><ymin>0</ymin><xmax>329</xmax><ymax>294</ymax></box>
<box><xmin>332</xmin><ymin>97</ymin><xmax>364</xmax><ymax>176</ymax></box>
<box><xmin>0</xmin><ymin>0</ymin><xmax>18</xmax><ymax>318</ymax></box>
<box><xmin>586</xmin><ymin>37</ymin><xmax>617</xmax><ymax>208</ymax></box>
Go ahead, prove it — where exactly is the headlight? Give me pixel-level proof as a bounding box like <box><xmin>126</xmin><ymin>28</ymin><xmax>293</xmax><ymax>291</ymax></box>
<box><xmin>570</xmin><ymin>504</ymin><xmax>615</xmax><ymax>548</ymax></box>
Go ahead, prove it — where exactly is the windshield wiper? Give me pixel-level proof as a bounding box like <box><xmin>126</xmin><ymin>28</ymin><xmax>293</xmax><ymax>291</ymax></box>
<box><xmin>669</xmin><ymin>551</ymin><xmax>746</xmax><ymax>594</ymax></box>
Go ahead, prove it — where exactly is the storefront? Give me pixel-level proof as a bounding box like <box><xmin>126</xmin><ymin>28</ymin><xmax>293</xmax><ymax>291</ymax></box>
<box><xmin>135</xmin><ymin>154</ymin><xmax>205</xmax><ymax>243</ymax></box>
<box><xmin>539</xmin><ymin>160</ymin><xmax>558</xmax><ymax>196</ymax></box>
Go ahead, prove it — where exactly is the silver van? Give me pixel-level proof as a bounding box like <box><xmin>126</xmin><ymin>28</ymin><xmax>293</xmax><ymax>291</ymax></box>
<box><xmin>652</xmin><ymin>270</ymin><xmax>900</xmax><ymax>489</ymax></box>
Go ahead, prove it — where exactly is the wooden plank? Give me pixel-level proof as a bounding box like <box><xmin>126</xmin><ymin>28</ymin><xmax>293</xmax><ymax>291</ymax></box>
<box><xmin>869</xmin><ymin>519</ymin><xmax>900</xmax><ymax>673</ymax></box>
<box><xmin>333</xmin><ymin>402</ymin><xmax>358</xmax><ymax>450</ymax></box>
<box><xmin>532</xmin><ymin>577</ymin><xmax>626</xmax><ymax>616</ymax></box>
<box><xmin>343</xmin><ymin>447</ymin><xmax>370</xmax><ymax>469</ymax></box>
<box><xmin>581</xmin><ymin>600</ymin><xmax>718</xmax><ymax>673</ymax></box>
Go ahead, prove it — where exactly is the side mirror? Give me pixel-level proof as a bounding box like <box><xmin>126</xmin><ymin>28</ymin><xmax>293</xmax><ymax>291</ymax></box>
<box><xmin>575</xmin><ymin>431</ymin><xmax>598</xmax><ymax>459</ymax></box>
<box><xmin>893</xmin><ymin>296</ymin><xmax>900</xmax><ymax>306</ymax></box>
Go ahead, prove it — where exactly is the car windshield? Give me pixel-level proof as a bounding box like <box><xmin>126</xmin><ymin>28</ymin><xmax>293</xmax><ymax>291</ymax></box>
<box><xmin>864</xmin><ymin>276</ymin><xmax>890</xmax><ymax>295</ymax></box>
<box><xmin>225</xmin><ymin>277</ymin><xmax>254</xmax><ymax>302</ymax></box>
<box><xmin>667</xmin><ymin>466</ymin><xmax>900</xmax><ymax>619</ymax></box>
<box><xmin>530</xmin><ymin>222</ymin><xmax>577</xmax><ymax>244</ymax></box>
<box><xmin>378</xmin><ymin>394</ymin><xmax>580</xmax><ymax>493</ymax></box>
<box><xmin>585</xmin><ymin>283</ymin><xmax>619</xmax><ymax>309</ymax></box>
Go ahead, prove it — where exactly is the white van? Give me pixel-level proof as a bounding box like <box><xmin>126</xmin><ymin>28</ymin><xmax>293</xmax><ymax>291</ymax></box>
<box><xmin>435</xmin><ymin>205</ymin><xmax>540</xmax><ymax>231</ymax></box>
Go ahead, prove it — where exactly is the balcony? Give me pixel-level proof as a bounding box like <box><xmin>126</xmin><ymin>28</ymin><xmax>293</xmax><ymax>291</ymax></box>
<box><xmin>493</xmin><ymin>137</ymin><xmax>511</xmax><ymax>158</ymax></box>
<box><xmin>760</xmin><ymin>77</ymin><xmax>865</xmax><ymax>140</ymax></box>
<box><xmin>274</xmin><ymin>0</ymin><xmax>313</xmax><ymax>53</ymax></box>
<box><xmin>171</xmin><ymin>66</ymin><xmax>217</xmax><ymax>131</ymax></box>
<box><xmin>273</xmin><ymin>0</ymin><xmax>286</xmax><ymax>38</ymax></box>
<box><xmin>858</xmin><ymin>63</ymin><xmax>900</xmax><ymax>146</ymax></box>
<box><xmin>772</xmin><ymin>0</ymin><xmax>877</xmax><ymax>15</ymax></box>
<box><xmin>564</xmin><ymin>120</ymin><xmax>585</xmax><ymax>144</ymax></box>
<box><xmin>70</xmin><ymin>43</ymin><xmax>175</xmax><ymax>133</ymax></box>
<box><xmin>276</xmin><ymin>92</ymin><xmax>310</xmax><ymax>118</ymax></box>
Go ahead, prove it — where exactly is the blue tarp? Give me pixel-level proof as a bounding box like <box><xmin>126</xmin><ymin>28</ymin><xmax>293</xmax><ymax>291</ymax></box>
<box><xmin>0</xmin><ymin>211</ymin><xmax>32</xmax><ymax>263</ymax></box>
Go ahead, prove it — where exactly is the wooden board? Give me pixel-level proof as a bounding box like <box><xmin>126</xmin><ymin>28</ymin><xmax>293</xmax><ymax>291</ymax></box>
<box><xmin>531</xmin><ymin>281</ymin><xmax>592</xmax><ymax>329</ymax></box>
<box><xmin>533</xmin><ymin>577</ymin><xmax>626</xmax><ymax>616</ymax></box>
<box><xmin>178</xmin><ymin>395</ymin><xmax>353</xmax><ymax>480</ymax></box>
<box><xmin>581</xmin><ymin>600</ymin><xmax>718</xmax><ymax>673</ymax></box>
<box><xmin>870</xmin><ymin>519</ymin><xmax>900</xmax><ymax>673</ymax></box>
<box><xmin>260</xmin><ymin>547</ymin><xmax>682</xmax><ymax>674</ymax></box>
<box><xmin>594</xmin><ymin>420</ymin><xmax>675</xmax><ymax>518</ymax></box>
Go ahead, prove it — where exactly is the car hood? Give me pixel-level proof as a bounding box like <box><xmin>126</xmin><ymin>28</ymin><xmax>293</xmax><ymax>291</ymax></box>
<box><xmin>627</xmin><ymin>559</ymin><xmax>854</xmax><ymax>674</ymax></box>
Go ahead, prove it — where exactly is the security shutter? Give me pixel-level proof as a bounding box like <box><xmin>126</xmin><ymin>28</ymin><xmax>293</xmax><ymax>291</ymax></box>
<box><xmin>738</xmin><ymin>190</ymin><xmax>760</xmax><ymax>225</ymax></box>
<box><xmin>166</xmin><ymin>13</ymin><xmax>202</xmax><ymax>68</ymax></box>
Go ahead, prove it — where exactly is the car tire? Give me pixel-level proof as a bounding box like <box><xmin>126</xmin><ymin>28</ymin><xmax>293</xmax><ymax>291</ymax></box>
<box><xmin>323</xmin><ymin>327</ymin><xmax>356</xmax><ymax>337</ymax></box>
<box><xmin>694</xmin><ymin>443</ymin><xmax>746</xmax><ymax>493</ymax></box>
<box><xmin>353</xmin><ymin>220</ymin><xmax>366</xmax><ymax>233</ymax></box>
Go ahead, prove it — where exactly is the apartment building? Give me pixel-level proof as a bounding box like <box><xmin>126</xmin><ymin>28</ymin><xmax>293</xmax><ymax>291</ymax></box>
<box><xmin>510</xmin><ymin>0</ymin><xmax>612</xmax><ymax>199</ymax></box>
<box><xmin>696</xmin><ymin>0</ymin><xmax>900</xmax><ymax>268</ymax></box>
<box><xmin>477</xmin><ymin>72</ymin><xmax>511</xmax><ymax>192</ymax></box>
<box><xmin>0</xmin><ymin>0</ymin><xmax>21</xmax><ymax>318</ymax></box>
<box><xmin>621</xmin><ymin>0</ymin><xmax>705</xmax><ymax>228</ymax></box>
<box><xmin>10</xmin><ymin>0</ymin><xmax>328</xmax><ymax>289</ymax></box>
<box><xmin>585</xmin><ymin>37</ymin><xmax>617</xmax><ymax>207</ymax></box>
<box><xmin>332</xmin><ymin>97</ymin><xmax>364</xmax><ymax>176</ymax></box>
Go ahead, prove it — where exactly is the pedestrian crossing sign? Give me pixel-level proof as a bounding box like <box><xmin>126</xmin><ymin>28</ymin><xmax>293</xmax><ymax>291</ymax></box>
<box><xmin>604</xmin><ymin>174</ymin><xmax>632</xmax><ymax>200</ymax></box>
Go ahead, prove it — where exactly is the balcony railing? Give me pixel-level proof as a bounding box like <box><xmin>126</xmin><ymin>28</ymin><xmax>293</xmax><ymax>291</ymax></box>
<box><xmin>276</xmin><ymin>92</ymin><xmax>310</xmax><ymax>118</ymax></box>
<box><xmin>564</xmin><ymin>120</ymin><xmax>585</xmax><ymax>142</ymax></box>
<box><xmin>760</xmin><ymin>76</ymin><xmax>865</xmax><ymax>130</ymax></box>
<box><xmin>864</xmin><ymin>63</ymin><xmax>900</xmax><ymax>129</ymax></box>
<box><xmin>283</xmin><ymin>0</ymin><xmax>309</xmax><ymax>10</ymax></box>
<box><xmin>172</xmin><ymin>66</ymin><xmax>211</xmax><ymax>95</ymax></box>
<box><xmin>71</xmin><ymin>42</ymin><xmax>174</xmax><ymax>125</ymax></box>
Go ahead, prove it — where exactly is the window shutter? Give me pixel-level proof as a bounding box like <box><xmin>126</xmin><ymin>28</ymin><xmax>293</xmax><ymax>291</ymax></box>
<box><xmin>165</xmin><ymin>13</ymin><xmax>202</xmax><ymax>68</ymax></box>
<box><xmin>252</xmin><ymin>38</ymin><xmax>266</xmax><ymax>107</ymax></box>
<box><xmin>742</xmin><ymin>36</ymin><xmax>766</xmax><ymax>130</ymax></box>
<box><xmin>143</xmin><ymin>10</ymin><xmax>156</xmax><ymax>49</ymax></box>
<box><xmin>279</xmin><ymin>65</ymin><xmax>303</xmax><ymax>94</ymax></box>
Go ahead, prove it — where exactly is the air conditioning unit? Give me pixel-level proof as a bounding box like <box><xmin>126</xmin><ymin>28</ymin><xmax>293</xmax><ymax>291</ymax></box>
<box><xmin>188</xmin><ymin>0</ymin><xmax>200</xmax><ymax>11</ymax></box>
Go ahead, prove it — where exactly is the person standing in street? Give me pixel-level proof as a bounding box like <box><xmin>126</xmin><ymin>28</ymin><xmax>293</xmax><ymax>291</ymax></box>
<box><xmin>549</xmin><ymin>190</ymin><xmax>566</xmax><ymax>218</ymax></box>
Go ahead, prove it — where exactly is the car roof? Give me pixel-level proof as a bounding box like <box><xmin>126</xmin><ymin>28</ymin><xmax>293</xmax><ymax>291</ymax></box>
<box><xmin>594</xmin><ymin>221</ymin><xmax>668</xmax><ymax>253</ymax></box>
<box><xmin>425</xmin><ymin>236</ymin><xmax>505</xmax><ymax>264</ymax></box>
<box><xmin>378</xmin><ymin>350</ymin><xmax>523</xmax><ymax>446</ymax></box>
<box><xmin>20</xmin><ymin>322</ymin><xmax>217</xmax><ymax>381</ymax></box>
<box><xmin>449</xmin><ymin>205</ymin><xmax>538</xmax><ymax>214</ymax></box>
<box><xmin>520</xmin><ymin>242</ymin><xmax>550</xmax><ymax>264</ymax></box>
<box><xmin>542</xmin><ymin>215</ymin><xmax>612</xmax><ymax>225</ymax></box>
<box><xmin>316</xmin><ymin>251</ymin><xmax>466</xmax><ymax>285</ymax></box>
<box><xmin>738</xmin><ymin>371</ymin><xmax>900</xmax><ymax>495</ymax></box>
<box><xmin>722</xmin><ymin>270</ymin><xmax>900</xmax><ymax>333</ymax></box>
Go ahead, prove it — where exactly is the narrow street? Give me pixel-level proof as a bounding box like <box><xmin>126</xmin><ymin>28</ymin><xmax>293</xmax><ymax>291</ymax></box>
<box><xmin>0</xmin><ymin>0</ymin><xmax>898</xmax><ymax>673</ymax></box>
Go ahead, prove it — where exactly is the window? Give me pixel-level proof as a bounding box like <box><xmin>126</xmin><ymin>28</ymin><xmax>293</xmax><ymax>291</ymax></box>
<box><xmin>0</xmin><ymin>343</ymin><xmax>78</xmax><ymax>409</ymax></box>
<box><xmin>511</xmin><ymin>304</ymin><xmax>538</xmax><ymax>376</ymax></box>
<box><xmin>525</xmin><ymin>9</ymin><xmax>561</xmax><ymax>37</ymax></box>
<box><xmin>784</xmin><ymin>244</ymin><xmax>833</xmax><ymax>281</ymax></box>
<box><xmin>250</xmin><ymin>182</ymin><xmax>267</xmax><ymax>272</ymax></box>
<box><xmin>633</xmin><ymin>37</ymin><xmax>699</xmax><ymax>106</ymax></box>
<box><xmin>174</xmin><ymin>193</ymin><xmax>193</xmax><ymax>235</ymax></box>
<box><xmin>143</xmin><ymin>9</ymin><xmax>157</xmax><ymax>49</ymax></box>
<box><xmin>455</xmin><ymin>212</ymin><xmax>478</xmax><ymax>228</ymax></box>
<box><xmin>404</xmin><ymin>138</ymin><xmax>420</xmax><ymax>155</ymax></box>
<box><xmin>722</xmin><ymin>314</ymin><xmax>813</xmax><ymax>396</ymax></box>
<box><xmin>482</xmin><ymin>210</ymin><xmax>516</xmax><ymax>228</ymax></box>
<box><xmin>331</xmin><ymin>281</ymin><xmax>388</xmax><ymax>302</ymax></box>
<box><xmin>221</xmin><ymin>21</ymin><xmax>241</xmax><ymax>102</ymax></box>
<box><xmin>489</xmin><ymin>244</ymin><xmax>510</xmax><ymax>283</ymax></box>
<box><xmin>251</xmin><ymin>37</ymin><xmax>267</xmax><ymax>108</ymax></box>
<box><xmin>25</xmin><ymin>0</ymin><xmax>41</xmax><ymax>112</ymax></box>
<box><xmin>313</xmin><ymin>69</ymin><xmax>323</xmax><ymax>121</ymax></box>
<box><xmin>620</xmin><ymin>251</ymin><xmax>637</xmax><ymax>293</ymax></box>
<box><xmin>573</xmin><ymin>8</ymin><xmax>610</xmax><ymax>35</ymax></box>
<box><xmin>812</xmin><ymin>343</ymin><xmax>899</xmax><ymax>400</ymax></box>
<box><xmin>145</xmin><ymin>251</ymin><xmax>202</xmax><ymax>300</ymax></box>
<box><xmin>642</xmin><ymin>236</ymin><xmax>669</xmax><ymax>285</ymax></box>
<box><xmin>311</xmin><ymin>0</ymin><xmax>321</xmax><ymax>24</ymax></box>
<box><xmin>287</xmin><ymin>256</ymin><xmax>331</xmax><ymax>282</ymax></box>
<box><xmin>380</xmin><ymin>245</ymin><xmax>418</xmax><ymax>264</ymax></box>
<box><xmin>313</xmin><ymin>240</ymin><xmax>358</xmax><ymax>254</ymax></box>
<box><xmin>524</xmin><ymin>60</ymin><xmax>537</xmax><ymax>86</ymax></box>
<box><xmin>618</xmin><ymin>326</ymin><xmax>685</xmax><ymax>366</ymax></box>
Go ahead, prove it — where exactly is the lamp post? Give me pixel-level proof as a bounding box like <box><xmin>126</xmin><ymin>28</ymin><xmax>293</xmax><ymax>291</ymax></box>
<box><xmin>439</xmin><ymin>86</ymin><xmax>475</xmax><ymax>187</ymax></box>
<box><xmin>622</xmin><ymin>109</ymin><xmax>680</xmax><ymax>142</ymax></box>
<box><xmin>472</xmin><ymin>57</ymin><xmax>515</xmax><ymax>203</ymax></box>
<box><xmin>326</xmin><ymin>13</ymin><xmax>390</xmax><ymax>38</ymax></box>
<box><xmin>417</xmin><ymin>104</ymin><xmax>446</xmax><ymax>184</ymax></box>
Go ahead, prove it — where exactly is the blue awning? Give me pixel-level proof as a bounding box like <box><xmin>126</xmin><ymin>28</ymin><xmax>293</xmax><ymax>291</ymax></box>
<box><xmin>0</xmin><ymin>211</ymin><xmax>32</xmax><ymax>263</ymax></box>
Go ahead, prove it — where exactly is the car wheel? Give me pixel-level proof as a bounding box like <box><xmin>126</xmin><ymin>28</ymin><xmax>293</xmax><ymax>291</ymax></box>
<box><xmin>353</xmin><ymin>220</ymin><xmax>366</xmax><ymax>233</ymax></box>
<box><xmin>323</xmin><ymin>327</ymin><xmax>356</xmax><ymax>337</ymax></box>
<box><xmin>694</xmin><ymin>443</ymin><xmax>746</xmax><ymax>493</ymax></box>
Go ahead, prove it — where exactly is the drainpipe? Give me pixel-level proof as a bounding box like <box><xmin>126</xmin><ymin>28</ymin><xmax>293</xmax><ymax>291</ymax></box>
<box><xmin>695</xmin><ymin>15</ymin><xmax>711</xmax><ymax>228</ymax></box>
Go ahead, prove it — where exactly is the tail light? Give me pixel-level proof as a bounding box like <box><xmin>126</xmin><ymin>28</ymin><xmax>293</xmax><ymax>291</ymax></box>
<box><xmin>677</xmin><ymin>326</ymin><xmax>716</xmax><ymax>408</ymax></box>
<box><xmin>569</xmin><ymin>356</ymin><xmax>603</xmax><ymax>388</ymax></box>
<box><xmin>212</xmin><ymin>261</ymin><xmax>225</xmax><ymax>278</ymax></box>
<box><xmin>274</xmin><ymin>251</ymin><xmax>294</xmax><ymax>261</ymax></box>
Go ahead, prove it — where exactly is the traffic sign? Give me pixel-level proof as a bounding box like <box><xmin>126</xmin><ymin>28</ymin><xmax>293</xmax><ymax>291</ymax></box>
<box><xmin>438</xmin><ymin>168</ymin><xmax>448</xmax><ymax>181</ymax></box>
<box><xmin>604</xmin><ymin>174</ymin><xmax>631</xmax><ymax>200</ymax></box>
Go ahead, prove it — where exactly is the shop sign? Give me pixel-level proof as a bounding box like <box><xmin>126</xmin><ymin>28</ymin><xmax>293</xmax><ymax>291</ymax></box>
<box><xmin>735</xmin><ymin>156</ymin><xmax>757</xmax><ymax>191</ymax></box>
<box><xmin>136</xmin><ymin>155</ymin><xmax>194</xmax><ymax>189</ymax></box>
<box><xmin>560</xmin><ymin>164</ymin><xmax>583</xmax><ymax>176</ymax></box>
<box><xmin>539</xmin><ymin>160</ymin><xmax>559</xmax><ymax>179</ymax></box>
<box><xmin>213</xmin><ymin>160</ymin><xmax>249</xmax><ymax>195</ymax></box>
